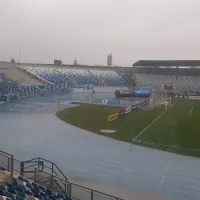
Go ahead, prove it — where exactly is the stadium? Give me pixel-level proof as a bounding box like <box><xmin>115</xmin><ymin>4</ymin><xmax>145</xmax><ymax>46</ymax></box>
<box><xmin>1</xmin><ymin>59</ymin><xmax>200</xmax><ymax>200</ymax></box>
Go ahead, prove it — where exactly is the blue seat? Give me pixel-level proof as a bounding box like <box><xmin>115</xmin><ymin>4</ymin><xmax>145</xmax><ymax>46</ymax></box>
<box><xmin>39</xmin><ymin>192</ymin><xmax>46</xmax><ymax>197</ymax></box>
<box><xmin>12</xmin><ymin>181</ymin><xmax>18</xmax><ymax>187</ymax></box>
<box><xmin>0</xmin><ymin>185</ymin><xmax>6</xmax><ymax>191</ymax></box>
<box><xmin>18</xmin><ymin>185</ymin><xmax>26</xmax><ymax>191</ymax></box>
<box><xmin>38</xmin><ymin>185</ymin><xmax>45</xmax><ymax>191</ymax></box>
<box><xmin>45</xmin><ymin>189</ymin><xmax>52</xmax><ymax>195</ymax></box>
<box><xmin>31</xmin><ymin>188</ymin><xmax>39</xmax><ymax>194</ymax></box>
<box><xmin>0</xmin><ymin>190</ymin><xmax>4</xmax><ymax>196</ymax></box>
<box><xmin>25</xmin><ymin>190</ymin><xmax>32</xmax><ymax>196</ymax></box>
<box><xmin>7</xmin><ymin>188</ymin><xmax>16</xmax><ymax>195</ymax></box>
<box><xmin>31</xmin><ymin>183</ymin><xmax>38</xmax><ymax>188</ymax></box>
<box><xmin>15</xmin><ymin>187</ymin><xmax>23</xmax><ymax>193</ymax></box>
<box><xmin>64</xmin><ymin>197</ymin><xmax>72</xmax><ymax>200</ymax></box>
<box><xmin>25</xmin><ymin>184</ymin><xmax>32</xmax><ymax>190</ymax></box>
<box><xmin>33</xmin><ymin>193</ymin><xmax>41</xmax><ymax>199</ymax></box>
<box><xmin>16</xmin><ymin>191</ymin><xmax>26</xmax><ymax>199</ymax></box>
<box><xmin>15</xmin><ymin>195</ymin><xmax>25</xmax><ymax>200</ymax></box>
<box><xmin>43</xmin><ymin>198</ymin><xmax>51</xmax><ymax>200</ymax></box>
<box><xmin>4</xmin><ymin>191</ymin><xmax>16</xmax><ymax>200</ymax></box>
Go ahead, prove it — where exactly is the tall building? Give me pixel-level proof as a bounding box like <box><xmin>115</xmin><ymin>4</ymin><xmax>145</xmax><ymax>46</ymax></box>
<box><xmin>107</xmin><ymin>53</ymin><xmax>112</xmax><ymax>67</ymax></box>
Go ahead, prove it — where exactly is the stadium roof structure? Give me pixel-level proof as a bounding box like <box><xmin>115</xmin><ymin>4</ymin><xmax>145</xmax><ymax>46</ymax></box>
<box><xmin>133</xmin><ymin>60</ymin><xmax>200</xmax><ymax>67</ymax></box>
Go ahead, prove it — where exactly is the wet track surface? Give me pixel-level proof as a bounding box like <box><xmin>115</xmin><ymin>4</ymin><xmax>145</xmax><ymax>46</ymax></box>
<box><xmin>0</xmin><ymin>91</ymin><xmax>200</xmax><ymax>200</ymax></box>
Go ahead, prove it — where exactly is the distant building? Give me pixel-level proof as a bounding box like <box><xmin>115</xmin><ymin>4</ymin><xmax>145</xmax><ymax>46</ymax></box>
<box><xmin>54</xmin><ymin>59</ymin><xmax>62</xmax><ymax>65</ymax></box>
<box><xmin>107</xmin><ymin>53</ymin><xmax>113</xmax><ymax>67</ymax></box>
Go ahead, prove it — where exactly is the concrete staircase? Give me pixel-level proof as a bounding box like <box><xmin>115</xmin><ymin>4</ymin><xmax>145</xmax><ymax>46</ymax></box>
<box><xmin>35</xmin><ymin>173</ymin><xmax>65</xmax><ymax>194</ymax></box>
<box><xmin>0</xmin><ymin>61</ymin><xmax>43</xmax><ymax>85</ymax></box>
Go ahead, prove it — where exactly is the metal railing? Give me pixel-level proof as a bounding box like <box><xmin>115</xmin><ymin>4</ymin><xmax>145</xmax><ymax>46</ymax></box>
<box><xmin>20</xmin><ymin>157</ymin><xmax>68</xmax><ymax>181</ymax></box>
<box><xmin>0</xmin><ymin>150</ymin><xmax>124</xmax><ymax>200</ymax></box>
<box><xmin>34</xmin><ymin>168</ymin><xmax>123</xmax><ymax>200</ymax></box>
<box><xmin>0</xmin><ymin>150</ymin><xmax>14</xmax><ymax>178</ymax></box>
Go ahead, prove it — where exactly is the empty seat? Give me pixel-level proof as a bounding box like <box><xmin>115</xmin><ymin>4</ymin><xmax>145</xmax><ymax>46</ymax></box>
<box><xmin>33</xmin><ymin>194</ymin><xmax>41</xmax><ymax>199</ymax></box>
<box><xmin>18</xmin><ymin>185</ymin><xmax>25</xmax><ymax>191</ymax></box>
<box><xmin>0</xmin><ymin>185</ymin><xmax>6</xmax><ymax>191</ymax></box>
<box><xmin>30</xmin><ymin>184</ymin><xmax>37</xmax><ymax>189</ymax></box>
<box><xmin>39</xmin><ymin>192</ymin><xmax>46</xmax><ymax>198</ymax></box>
<box><xmin>16</xmin><ymin>191</ymin><xmax>26</xmax><ymax>199</ymax></box>
<box><xmin>15</xmin><ymin>187</ymin><xmax>23</xmax><ymax>193</ymax></box>
<box><xmin>25</xmin><ymin>184</ymin><xmax>32</xmax><ymax>190</ymax></box>
<box><xmin>7</xmin><ymin>188</ymin><xmax>16</xmax><ymax>195</ymax></box>
<box><xmin>0</xmin><ymin>191</ymin><xmax>4</xmax><ymax>196</ymax></box>
<box><xmin>15</xmin><ymin>196</ymin><xmax>25</xmax><ymax>200</ymax></box>
<box><xmin>12</xmin><ymin>182</ymin><xmax>18</xmax><ymax>188</ymax></box>
<box><xmin>38</xmin><ymin>186</ymin><xmax>44</xmax><ymax>191</ymax></box>
<box><xmin>4</xmin><ymin>191</ymin><xmax>16</xmax><ymax>200</ymax></box>
<box><xmin>25</xmin><ymin>190</ymin><xmax>33</xmax><ymax>196</ymax></box>
<box><xmin>45</xmin><ymin>189</ymin><xmax>52</xmax><ymax>195</ymax></box>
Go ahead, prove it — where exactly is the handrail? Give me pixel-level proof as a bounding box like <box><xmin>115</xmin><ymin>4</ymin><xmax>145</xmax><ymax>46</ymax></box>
<box><xmin>39</xmin><ymin>157</ymin><xmax>68</xmax><ymax>180</ymax></box>
<box><xmin>0</xmin><ymin>149</ymin><xmax>13</xmax><ymax>157</ymax></box>
<box><xmin>34</xmin><ymin>168</ymin><xmax>124</xmax><ymax>200</ymax></box>
<box><xmin>0</xmin><ymin>150</ymin><xmax>14</xmax><ymax>178</ymax></box>
<box><xmin>22</xmin><ymin>157</ymin><xmax>68</xmax><ymax>181</ymax></box>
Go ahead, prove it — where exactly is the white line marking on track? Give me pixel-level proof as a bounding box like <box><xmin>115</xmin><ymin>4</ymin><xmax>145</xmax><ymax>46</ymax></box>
<box><xmin>132</xmin><ymin>98</ymin><xmax>180</xmax><ymax>142</ymax></box>
<box><xmin>189</xmin><ymin>106</ymin><xmax>194</xmax><ymax>116</ymax></box>
<box><xmin>157</xmin><ymin>168</ymin><xmax>168</xmax><ymax>192</ymax></box>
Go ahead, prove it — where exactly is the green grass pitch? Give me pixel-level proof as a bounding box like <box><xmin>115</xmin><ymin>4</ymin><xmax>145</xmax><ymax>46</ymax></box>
<box><xmin>56</xmin><ymin>98</ymin><xmax>200</xmax><ymax>158</ymax></box>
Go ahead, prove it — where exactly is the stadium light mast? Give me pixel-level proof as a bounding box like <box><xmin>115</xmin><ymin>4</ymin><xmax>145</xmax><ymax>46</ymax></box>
<box><xmin>18</xmin><ymin>48</ymin><xmax>21</xmax><ymax>63</ymax></box>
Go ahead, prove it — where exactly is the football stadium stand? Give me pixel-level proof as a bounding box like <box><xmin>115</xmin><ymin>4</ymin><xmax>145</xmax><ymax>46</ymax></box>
<box><xmin>18</xmin><ymin>65</ymin><xmax>126</xmax><ymax>87</ymax></box>
<box><xmin>134</xmin><ymin>73</ymin><xmax>200</xmax><ymax>92</ymax></box>
<box><xmin>133</xmin><ymin>60</ymin><xmax>200</xmax><ymax>92</ymax></box>
<box><xmin>0</xmin><ymin>61</ymin><xmax>128</xmax><ymax>103</ymax></box>
<box><xmin>0</xmin><ymin>74</ymin><xmax>19</xmax><ymax>95</ymax></box>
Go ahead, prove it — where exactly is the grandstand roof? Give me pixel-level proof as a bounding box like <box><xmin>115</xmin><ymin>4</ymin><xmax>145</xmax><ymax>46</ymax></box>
<box><xmin>133</xmin><ymin>60</ymin><xmax>200</xmax><ymax>67</ymax></box>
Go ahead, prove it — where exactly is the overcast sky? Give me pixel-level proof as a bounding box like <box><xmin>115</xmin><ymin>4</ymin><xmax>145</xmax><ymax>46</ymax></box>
<box><xmin>0</xmin><ymin>0</ymin><xmax>200</xmax><ymax>66</ymax></box>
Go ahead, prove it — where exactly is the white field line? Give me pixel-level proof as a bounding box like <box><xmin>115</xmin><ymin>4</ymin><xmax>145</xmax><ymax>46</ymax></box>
<box><xmin>136</xmin><ymin>140</ymin><xmax>200</xmax><ymax>152</ymax></box>
<box><xmin>132</xmin><ymin>98</ymin><xmax>180</xmax><ymax>142</ymax></box>
<box><xmin>189</xmin><ymin>106</ymin><xmax>194</xmax><ymax>116</ymax></box>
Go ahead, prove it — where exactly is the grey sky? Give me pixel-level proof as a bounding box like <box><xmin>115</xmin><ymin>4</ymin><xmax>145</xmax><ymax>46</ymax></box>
<box><xmin>0</xmin><ymin>0</ymin><xmax>200</xmax><ymax>66</ymax></box>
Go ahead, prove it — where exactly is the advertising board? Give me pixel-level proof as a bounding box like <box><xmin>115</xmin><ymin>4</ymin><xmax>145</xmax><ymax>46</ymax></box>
<box><xmin>102</xmin><ymin>99</ymin><xmax>108</xmax><ymax>104</ymax></box>
<box><xmin>189</xmin><ymin>96</ymin><xmax>200</xmax><ymax>100</ymax></box>
<box><xmin>115</xmin><ymin>90</ymin><xmax>133</xmax><ymax>97</ymax></box>
<box><xmin>125</xmin><ymin>107</ymin><xmax>131</xmax><ymax>114</ymax></box>
<box><xmin>185</xmin><ymin>91</ymin><xmax>200</xmax><ymax>96</ymax></box>
<box><xmin>118</xmin><ymin>109</ymin><xmax>125</xmax><ymax>117</ymax></box>
<box><xmin>107</xmin><ymin>99</ymin><xmax>121</xmax><ymax>105</ymax></box>
<box><xmin>133</xmin><ymin>89</ymin><xmax>151</xmax><ymax>97</ymax></box>
<box><xmin>108</xmin><ymin>113</ymin><xmax>119</xmax><ymax>122</ymax></box>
